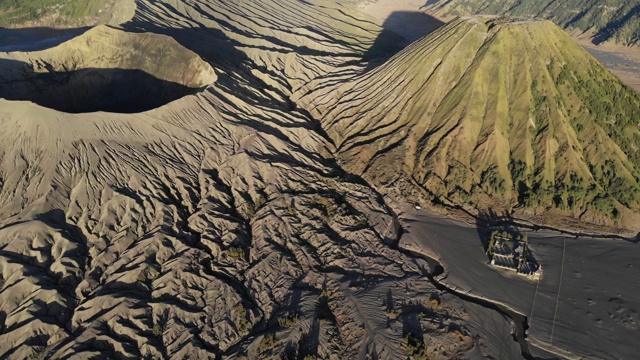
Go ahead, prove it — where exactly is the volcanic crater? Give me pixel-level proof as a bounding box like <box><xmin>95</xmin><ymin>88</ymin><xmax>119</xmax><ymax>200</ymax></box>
<box><xmin>0</xmin><ymin>25</ymin><xmax>216</xmax><ymax>113</ymax></box>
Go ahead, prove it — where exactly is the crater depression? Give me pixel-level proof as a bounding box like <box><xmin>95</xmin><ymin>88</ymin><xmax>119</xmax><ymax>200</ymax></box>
<box><xmin>0</xmin><ymin>25</ymin><xmax>217</xmax><ymax>113</ymax></box>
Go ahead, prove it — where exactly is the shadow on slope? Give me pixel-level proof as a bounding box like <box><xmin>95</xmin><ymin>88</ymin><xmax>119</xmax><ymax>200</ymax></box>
<box><xmin>123</xmin><ymin>13</ymin><xmax>415</xmax><ymax>96</ymax></box>
<box><xmin>0</xmin><ymin>58</ymin><xmax>205</xmax><ymax>113</ymax></box>
<box><xmin>121</xmin><ymin>23</ymin><xmax>299</xmax><ymax>111</ymax></box>
<box><xmin>380</xmin><ymin>10</ymin><xmax>445</xmax><ymax>43</ymax></box>
<box><xmin>591</xmin><ymin>4</ymin><xmax>640</xmax><ymax>46</ymax></box>
<box><xmin>0</xmin><ymin>27</ymin><xmax>91</xmax><ymax>52</ymax></box>
<box><xmin>363</xmin><ymin>11</ymin><xmax>445</xmax><ymax>65</ymax></box>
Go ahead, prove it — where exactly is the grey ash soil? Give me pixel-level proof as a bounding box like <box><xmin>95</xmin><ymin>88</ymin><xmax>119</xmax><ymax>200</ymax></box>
<box><xmin>401</xmin><ymin>208</ymin><xmax>640</xmax><ymax>359</ymax></box>
<box><xmin>0</xmin><ymin>27</ymin><xmax>90</xmax><ymax>52</ymax></box>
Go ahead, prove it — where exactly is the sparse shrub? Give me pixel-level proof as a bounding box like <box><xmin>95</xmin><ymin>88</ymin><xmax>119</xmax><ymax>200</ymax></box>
<box><xmin>152</xmin><ymin>323</ymin><xmax>164</xmax><ymax>337</ymax></box>
<box><xmin>277</xmin><ymin>313</ymin><xmax>299</xmax><ymax>328</ymax></box>
<box><xmin>234</xmin><ymin>304</ymin><xmax>251</xmax><ymax>332</ymax></box>
<box><xmin>226</xmin><ymin>247</ymin><xmax>246</xmax><ymax>261</ymax></box>
<box><xmin>27</xmin><ymin>346</ymin><xmax>45</xmax><ymax>360</ymax></box>
<box><xmin>403</xmin><ymin>332</ymin><xmax>427</xmax><ymax>360</ymax></box>
<box><xmin>258</xmin><ymin>334</ymin><xmax>276</xmax><ymax>353</ymax></box>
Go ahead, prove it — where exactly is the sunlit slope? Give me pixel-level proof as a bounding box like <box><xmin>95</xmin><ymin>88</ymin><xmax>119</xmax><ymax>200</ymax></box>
<box><xmin>422</xmin><ymin>0</ymin><xmax>640</xmax><ymax>46</ymax></box>
<box><xmin>130</xmin><ymin>0</ymin><xmax>404</xmax><ymax>106</ymax></box>
<box><xmin>297</xmin><ymin>17</ymin><xmax>640</xmax><ymax>228</ymax></box>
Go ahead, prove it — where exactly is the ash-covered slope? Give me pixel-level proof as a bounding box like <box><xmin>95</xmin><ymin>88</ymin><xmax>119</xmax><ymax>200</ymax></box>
<box><xmin>422</xmin><ymin>0</ymin><xmax>640</xmax><ymax>47</ymax></box>
<box><xmin>296</xmin><ymin>16</ymin><xmax>640</xmax><ymax>232</ymax></box>
<box><xmin>0</xmin><ymin>2</ymin><xmax>520</xmax><ymax>360</ymax></box>
<box><xmin>127</xmin><ymin>0</ymin><xmax>404</xmax><ymax>103</ymax></box>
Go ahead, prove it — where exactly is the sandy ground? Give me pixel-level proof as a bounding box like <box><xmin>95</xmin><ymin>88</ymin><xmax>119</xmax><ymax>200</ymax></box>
<box><xmin>358</xmin><ymin>0</ymin><xmax>426</xmax><ymax>23</ymax></box>
<box><xmin>401</xmin><ymin>208</ymin><xmax>640</xmax><ymax>359</ymax></box>
<box><xmin>0</xmin><ymin>1</ymin><xmax>527</xmax><ymax>358</ymax></box>
<box><xmin>0</xmin><ymin>2</ymin><xmax>638</xmax><ymax>358</ymax></box>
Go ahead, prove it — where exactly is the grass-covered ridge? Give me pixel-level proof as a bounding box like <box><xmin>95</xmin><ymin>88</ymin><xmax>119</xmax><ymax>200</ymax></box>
<box><xmin>423</xmin><ymin>0</ymin><xmax>640</xmax><ymax>46</ymax></box>
<box><xmin>0</xmin><ymin>0</ymin><xmax>116</xmax><ymax>26</ymax></box>
<box><xmin>296</xmin><ymin>17</ymin><xmax>640</xmax><ymax>230</ymax></box>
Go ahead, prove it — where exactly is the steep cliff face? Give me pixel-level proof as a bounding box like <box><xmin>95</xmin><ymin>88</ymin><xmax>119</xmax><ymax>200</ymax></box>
<box><xmin>296</xmin><ymin>16</ymin><xmax>640</xmax><ymax>231</ymax></box>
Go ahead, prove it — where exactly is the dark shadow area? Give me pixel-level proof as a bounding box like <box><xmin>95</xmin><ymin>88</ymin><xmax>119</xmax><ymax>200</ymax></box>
<box><xmin>401</xmin><ymin>309</ymin><xmax>424</xmax><ymax>344</ymax></box>
<box><xmin>362</xmin><ymin>11</ymin><xmax>445</xmax><ymax>67</ymax></box>
<box><xmin>0</xmin><ymin>310</ymin><xmax>5</xmax><ymax>333</ymax></box>
<box><xmin>422</xmin><ymin>0</ymin><xmax>445</xmax><ymax>6</ymax></box>
<box><xmin>362</xmin><ymin>28</ymin><xmax>407</xmax><ymax>62</ymax></box>
<box><xmin>475</xmin><ymin>209</ymin><xmax>521</xmax><ymax>251</ymax></box>
<box><xmin>122</xmin><ymin>21</ymin><xmax>301</xmax><ymax>113</ymax></box>
<box><xmin>0</xmin><ymin>59</ymin><xmax>204</xmax><ymax>113</ymax></box>
<box><xmin>0</xmin><ymin>26</ymin><xmax>91</xmax><ymax>52</ymax></box>
<box><xmin>298</xmin><ymin>317</ymin><xmax>321</xmax><ymax>360</ymax></box>
<box><xmin>381</xmin><ymin>11</ymin><xmax>445</xmax><ymax>43</ymax></box>
<box><xmin>592</xmin><ymin>5</ymin><xmax>640</xmax><ymax>45</ymax></box>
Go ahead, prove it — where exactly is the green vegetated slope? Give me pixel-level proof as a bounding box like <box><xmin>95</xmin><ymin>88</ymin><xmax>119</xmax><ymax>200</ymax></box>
<box><xmin>296</xmin><ymin>16</ymin><xmax>640</xmax><ymax>230</ymax></box>
<box><xmin>422</xmin><ymin>0</ymin><xmax>640</xmax><ymax>46</ymax></box>
<box><xmin>0</xmin><ymin>0</ymin><xmax>123</xmax><ymax>26</ymax></box>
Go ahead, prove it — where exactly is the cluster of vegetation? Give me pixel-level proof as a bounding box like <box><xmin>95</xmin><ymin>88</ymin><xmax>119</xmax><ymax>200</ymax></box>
<box><xmin>492</xmin><ymin>53</ymin><xmax>640</xmax><ymax>219</ymax></box>
<box><xmin>234</xmin><ymin>304</ymin><xmax>251</xmax><ymax>333</ymax></box>
<box><xmin>257</xmin><ymin>334</ymin><xmax>277</xmax><ymax>353</ymax></box>
<box><xmin>225</xmin><ymin>246</ymin><xmax>247</xmax><ymax>261</ymax></box>
<box><xmin>429</xmin><ymin>0</ymin><xmax>640</xmax><ymax>46</ymax></box>
<box><xmin>27</xmin><ymin>347</ymin><xmax>45</xmax><ymax>360</ymax></box>
<box><xmin>276</xmin><ymin>312</ymin><xmax>299</xmax><ymax>328</ymax></box>
<box><xmin>403</xmin><ymin>332</ymin><xmax>428</xmax><ymax>360</ymax></box>
<box><xmin>151</xmin><ymin>323</ymin><xmax>164</xmax><ymax>337</ymax></box>
<box><xmin>310</xmin><ymin>193</ymin><xmax>355</xmax><ymax>222</ymax></box>
<box><xmin>0</xmin><ymin>0</ymin><xmax>106</xmax><ymax>26</ymax></box>
<box><xmin>509</xmin><ymin>159</ymin><xmax>626</xmax><ymax>218</ymax></box>
<box><xmin>551</xmin><ymin>57</ymin><xmax>640</xmax><ymax>213</ymax></box>
<box><xmin>561</xmin><ymin>61</ymin><xmax>640</xmax><ymax>166</ymax></box>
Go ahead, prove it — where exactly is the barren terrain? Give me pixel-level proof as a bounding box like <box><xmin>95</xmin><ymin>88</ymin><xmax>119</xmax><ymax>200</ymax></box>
<box><xmin>0</xmin><ymin>1</ymin><xmax>639</xmax><ymax>359</ymax></box>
